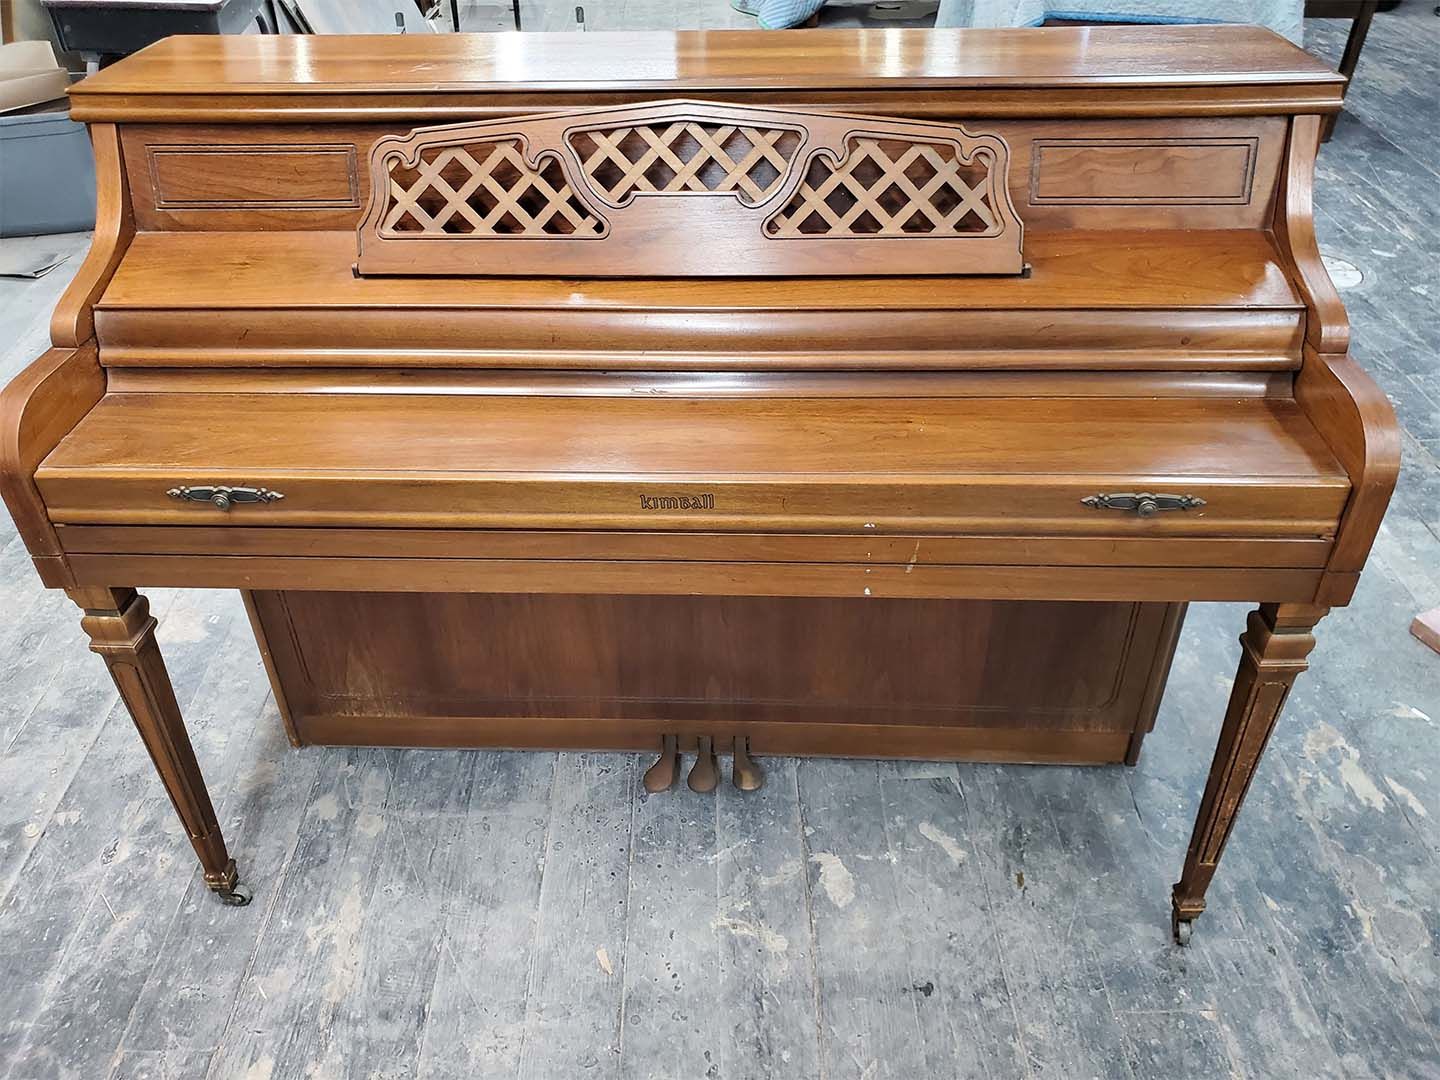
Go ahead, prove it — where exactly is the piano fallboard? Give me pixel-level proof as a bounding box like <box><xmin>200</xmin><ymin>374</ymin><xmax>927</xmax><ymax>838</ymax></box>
<box><xmin>38</xmin><ymin>390</ymin><xmax>1346</xmax><ymax>538</ymax></box>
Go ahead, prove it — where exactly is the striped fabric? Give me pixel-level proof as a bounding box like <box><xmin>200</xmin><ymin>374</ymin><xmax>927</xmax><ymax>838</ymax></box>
<box><xmin>731</xmin><ymin>0</ymin><xmax>828</xmax><ymax>29</ymax></box>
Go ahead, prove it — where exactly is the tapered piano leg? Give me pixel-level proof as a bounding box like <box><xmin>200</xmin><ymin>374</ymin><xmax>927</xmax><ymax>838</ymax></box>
<box><xmin>1172</xmin><ymin>602</ymin><xmax>1327</xmax><ymax>944</ymax></box>
<box><xmin>69</xmin><ymin>587</ymin><xmax>251</xmax><ymax>907</ymax></box>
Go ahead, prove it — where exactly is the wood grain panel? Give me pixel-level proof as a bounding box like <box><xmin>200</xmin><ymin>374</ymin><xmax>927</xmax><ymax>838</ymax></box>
<box><xmin>1030</xmin><ymin>137</ymin><xmax>1258</xmax><ymax>205</ymax></box>
<box><xmin>59</xmin><ymin>554</ymin><xmax>1325</xmax><ymax>603</ymax></box>
<box><xmin>34</xmin><ymin>392</ymin><xmax>1349</xmax><ymax>538</ymax></box>
<box><xmin>65</xmin><ymin>27</ymin><xmax>1346</xmax><ymax>123</ymax></box>
<box><xmin>147</xmin><ymin>144</ymin><xmax>359</xmax><ymax>210</ymax></box>
<box><xmin>53</xmin><ymin>525</ymin><xmax>1336</xmax><ymax>569</ymax></box>
<box><xmin>243</xmin><ymin>592</ymin><xmax>1181</xmax><ymax>763</ymax></box>
<box><xmin>292</xmin><ymin>713</ymin><xmax>1139</xmax><ymax>763</ymax></box>
<box><xmin>122</xmin><ymin>124</ymin><xmax>388</xmax><ymax>230</ymax></box>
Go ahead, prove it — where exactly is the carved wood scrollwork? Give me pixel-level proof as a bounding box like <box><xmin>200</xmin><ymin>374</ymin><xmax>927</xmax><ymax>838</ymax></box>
<box><xmin>356</xmin><ymin>100</ymin><xmax>1024</xmax><ymax>278</ymax></box>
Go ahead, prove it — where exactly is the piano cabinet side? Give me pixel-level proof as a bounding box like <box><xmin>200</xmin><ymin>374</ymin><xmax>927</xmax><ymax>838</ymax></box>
<box><xmin>52</xmin><ymin>123</ymin><xmax>133</xmax><ymax>351</ymax></box>
<box><xmin>1279</xmin><ymin>113</ymin><xmax>1401</xmax><ymax>604</ymax></box>
<box><xmin>0</xmin><ymin>344</ymin><xmax>104</xmax><ymax>587</ymax></box>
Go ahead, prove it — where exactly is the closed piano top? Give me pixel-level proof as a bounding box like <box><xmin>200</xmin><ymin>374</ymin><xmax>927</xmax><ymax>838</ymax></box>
<box><xmin>67</xmin><ymin>26</ymin><xmax>1345</xmax><ymax>122</ymax></box>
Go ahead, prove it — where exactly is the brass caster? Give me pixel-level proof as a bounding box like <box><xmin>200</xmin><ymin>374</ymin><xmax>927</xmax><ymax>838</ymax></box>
<box><xmin>643</xmin><ymin>734</ymin><xmax>680</xmax><ymax>793</ymax></box>
<box><xmin>688</xmin><ymin>735</ymin><xmax>719</xmax><ymax>793</ymax></box>
<box><xmin>217</xmin><ymin>883</ymin><xmax>254</xmax><ymax>907</ymax></box>
<box><xmin>203</xmin><ymin>858</ymin><xmax>249</xmax><ymax>907</ymax></box>
<box><xmin>1171</xmin><ymin>910</ymin><xmax>1194</xmax><ymax>947</ymax></box>
<box><xmin>731</xmin><ymin>736</ymin><xmax>765</xmax><ymax>791</ymax></box>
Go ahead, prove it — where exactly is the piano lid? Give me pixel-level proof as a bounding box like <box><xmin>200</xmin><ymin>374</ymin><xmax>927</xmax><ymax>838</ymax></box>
<box><xmin>66</xmin><ymin>26</ymin><xmax>1345</xmax><ymax>123</ymax></box>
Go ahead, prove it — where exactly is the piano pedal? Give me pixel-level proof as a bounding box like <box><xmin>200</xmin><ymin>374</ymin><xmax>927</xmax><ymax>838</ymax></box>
<box><xmin>731</xmin><ymin>735</ymin><xmax>764</xmax><ymax>791</ymax></box>
<box><xmin>687</xmin><ymin>735</ymin><xmax>719</xmax><ymax>793</ymax></box>
<box><xmin>642</xmin><ymin>733</ymin><xmax>680</xmax><ymax>793</ymax></box>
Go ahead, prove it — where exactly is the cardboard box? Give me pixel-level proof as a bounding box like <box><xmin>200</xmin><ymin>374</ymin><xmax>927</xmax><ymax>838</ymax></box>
<box><xmin>0</xmin><ymin>39</ymin><xmax>68</xmax><ymax>112</ymax></box>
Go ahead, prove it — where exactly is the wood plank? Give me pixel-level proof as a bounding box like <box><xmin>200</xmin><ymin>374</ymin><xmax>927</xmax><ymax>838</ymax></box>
<box><xmin>617</xmin><ymin>770</ymin><xmax>724</xmax><ymax>1079</ymax></box>
<box><xmin>796</xmin><ymin>758</ymin><xmax>931</xmax><ymax>1076</ymax></box>
<box><xmin>712</xmin><ymin>758</ymin><xmax>823</xmax><ymax>1078</ymax></box>
<box><xmin>1409</xmin><ymin>606</ymin><xmax>1440</xmax><ymax>654</ymax></box>
<box><xmin>41</xmin><ymin>393</ymin><xmax>1345</xmax><ymax>478</ymax></box>
<box><xmin>513</xmin><ymin>753</ymin><xmax>633</xmax><ymax>1080</ymax></box>
<box><xmin>204</xmin><ymin>747</ymin><xmax>395</xmax><ymax>1078</ymax></box>
<box><xmin>415</xmin><ymin>752</ymin><xmax>554</xmax><ymax>1077</ymax></box>
<box><xmin>35</xmin><ymin>392</ymin><xmax>1349</xmax><ymax>537</ymax></box>
<box><xmin>956</xmin><ymin>763</ymin><xmax>1137</xmax><ymax>1077</ymax></box>
<box><xmin>878</xmin><ymin>774</ymin><xmax>1029</xmax><ymax>1075</ymax></box>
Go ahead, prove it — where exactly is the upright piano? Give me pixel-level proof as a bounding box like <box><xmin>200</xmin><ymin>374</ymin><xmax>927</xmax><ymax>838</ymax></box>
<box><xmin>0</xmin><ymin>26</ymin><xmax>1398</xmax><ymax>942</ymax></box>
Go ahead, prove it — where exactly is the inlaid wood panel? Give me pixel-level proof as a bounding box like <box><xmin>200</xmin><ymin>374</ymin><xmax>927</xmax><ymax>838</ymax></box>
<box><xmin>147</xmin><ymin>144</ymin><xmax>359</xmax><ymax>210</ymax></box>
<box><xmin>1030</xmin><ymin>137</ymin><xmax>1259</xmax><ymax>205</ymax></box>
<box><xmin>122</xmin><ymin>125</ymin><xmax>388</xmax><ymax>230</ymax></box>
<box><xmin>245</xmin><ymin>591</ymin><xmax>1186</xmax><ymax>764</ymax></box>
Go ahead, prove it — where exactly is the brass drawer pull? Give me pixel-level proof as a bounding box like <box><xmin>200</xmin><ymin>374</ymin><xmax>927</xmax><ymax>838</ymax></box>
<box><xmin>1082</xmin><ymin>492</ymin><xmax>1205</xmax><ymax>518</ymax></box>
<box><xmin>167</xmin><ymin>485</ymin><xmax>285</xmax><ymax>511</ymax></box>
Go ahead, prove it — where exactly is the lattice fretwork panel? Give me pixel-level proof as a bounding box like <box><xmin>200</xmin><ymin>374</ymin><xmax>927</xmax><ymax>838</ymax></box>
<box><xmin>765</xmin><ymin>138</ymin><xmax>999</xmax><ymax>238</ymax></box>
<box><xmin>566</xmin><ymin>123</ymin><xmax>804</xmax><ymax>206</ymax></box>
<box><xmin>358</xmin><ymin>103</ymin><xmax>1024</xmax><ymax>276</ymax></box>
<box><xmin>380</xmin><ymin>139</ymin><xmax>604</xmax><ymax>237</ymax></box>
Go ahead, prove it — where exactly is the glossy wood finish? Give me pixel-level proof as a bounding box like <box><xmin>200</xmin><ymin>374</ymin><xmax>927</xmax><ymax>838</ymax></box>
<box><xmin>0</xmin><ymin>345</ymin><xmax>104</xmax><ymax>584</ymax></box>
<box><xmin>1279</xmin><ymin>116</ymin><xmax>1400</xmax><ymax>603</ymax></box>
<box><xmin>146</xmin><ymin>142</ymin><xmax>361</xmax><ymax>209</ymax></box>
<box><xmin>35</xmin><ymin>392</ymin><xmax>1348</xmax><ymax>536</ymax></box>
<box><xmin>0</xmin><ymin>29</ymin><xmax>1401</xmax><ymax>939</ymax></box>
<box><xmin>245</xmin><ymin>592</ymin><xmax>1182</xmax><ymax>764</ymax></box>
<box><xmin>89</xmin><ymin>228</ymin><xmax>1306</xmax><ymax>372</ymax></box>
<box><xmin>49</xmin><ymin>124</ymin><xmax>132</xmax><ymax>350</ymax></box>
<box><xmin>66</xmin><ymin>27</ymin><xmax>1346</xmax><ymax>123</ymax></box>
<box><xmin>96</xmin><ymin>226</ymin><xmax>1302</xmax><ymax>311</ymax></box>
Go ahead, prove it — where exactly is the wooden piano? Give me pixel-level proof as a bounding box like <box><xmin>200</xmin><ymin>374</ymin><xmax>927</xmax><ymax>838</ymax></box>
<box><xmin>0</xmin><ymin>26</ymin><xmax>1399</xmax><ymax>943</ymax></box>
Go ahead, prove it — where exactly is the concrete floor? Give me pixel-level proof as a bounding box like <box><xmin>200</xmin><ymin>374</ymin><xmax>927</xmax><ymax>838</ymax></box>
<box><xmin>1</xmin><ymin>7</ymin><xmax>1438</xmax><ymax>1080</ymax></box>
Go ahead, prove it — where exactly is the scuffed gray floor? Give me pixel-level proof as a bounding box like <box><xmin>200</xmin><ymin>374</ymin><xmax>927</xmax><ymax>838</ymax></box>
<box><xmin>1</xmin><ymin>7</ymin><xmax>1438</xmax><ymax>1079</ymax></box>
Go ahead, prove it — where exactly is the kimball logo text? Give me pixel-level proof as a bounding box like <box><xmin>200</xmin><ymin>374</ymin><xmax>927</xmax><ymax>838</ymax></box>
<box><xmin>639</xmin><ymin>493</ymin><xmax>716</xmax><ymax>511</ymax></box>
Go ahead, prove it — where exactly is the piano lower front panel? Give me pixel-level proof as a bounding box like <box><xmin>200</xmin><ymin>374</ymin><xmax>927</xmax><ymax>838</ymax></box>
<box><xmin>244</xmin><ymin>591</ymin><xmax>1185</xmax><ymax>765</ymax></box>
